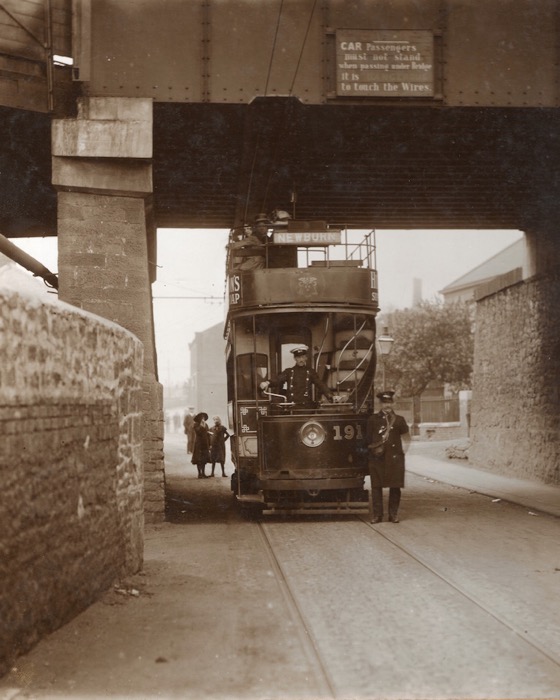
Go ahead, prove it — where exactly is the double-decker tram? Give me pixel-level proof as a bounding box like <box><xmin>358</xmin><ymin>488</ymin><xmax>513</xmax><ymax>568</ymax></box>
<box><xmin>224</xmin><ymin>212</ymin><xmax>379</xmax><ymax>515</ymax></box>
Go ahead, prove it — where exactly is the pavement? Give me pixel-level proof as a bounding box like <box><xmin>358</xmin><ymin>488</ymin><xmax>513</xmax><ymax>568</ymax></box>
<box><xmin>1</xmin><ymin>436</ymin><xmax>558</xmax><ymax>699</ymax></box>
<box><xmin>406</xmin><ymin>440</ymin><xmax>560</xmax><ymax>518</ymax></box>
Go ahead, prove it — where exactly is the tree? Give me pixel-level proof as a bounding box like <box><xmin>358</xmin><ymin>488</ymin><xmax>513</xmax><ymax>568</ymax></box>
<box><xmin>383</xmin><ymin>300</ymin><xmax>474</xmax><ymax>432</ymax></box>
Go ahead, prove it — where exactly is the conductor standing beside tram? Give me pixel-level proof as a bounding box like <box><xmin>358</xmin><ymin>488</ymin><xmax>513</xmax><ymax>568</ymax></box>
<box><xmin>367</xmin><ymin>390</ymin><xmax>411</xmax><ymax>523</ymax></box>
<box><xmin>260</xmin><ymin>346</ymin><xmax>334</xmax><ymax>407</ymax></box>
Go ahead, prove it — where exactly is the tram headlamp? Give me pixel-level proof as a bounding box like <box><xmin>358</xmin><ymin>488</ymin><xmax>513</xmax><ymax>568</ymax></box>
<box><xmin>300</xmin><ymin>421</ymin><xmax>326</xmax><ymax>448</ymax></box>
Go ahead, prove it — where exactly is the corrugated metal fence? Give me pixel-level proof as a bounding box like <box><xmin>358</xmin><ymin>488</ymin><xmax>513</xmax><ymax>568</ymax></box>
<box><xmin>394</xmin><ymin>397</ymin><xmax>460</xmax><ymax>424</ymax></box>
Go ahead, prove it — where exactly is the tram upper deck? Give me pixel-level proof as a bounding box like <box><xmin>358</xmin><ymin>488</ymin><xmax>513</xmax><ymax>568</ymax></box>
<box><xmin>225</xmin><ymin>219</ymin><xmax>379</xmax><ymax>315</ymax></box>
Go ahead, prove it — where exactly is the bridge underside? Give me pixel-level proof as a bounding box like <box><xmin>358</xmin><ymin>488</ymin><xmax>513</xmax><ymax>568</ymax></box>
<box><xmin>2</xmin><ymin>100</ymin><xmax>559</xmax><ymax>236</ymax></box>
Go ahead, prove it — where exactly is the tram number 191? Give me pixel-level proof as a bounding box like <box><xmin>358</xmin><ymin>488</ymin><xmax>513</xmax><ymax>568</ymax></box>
<box><xmin>332</xmin><ymin>424</ymin><xmax>364</xmax><ymax>441</ymax></box>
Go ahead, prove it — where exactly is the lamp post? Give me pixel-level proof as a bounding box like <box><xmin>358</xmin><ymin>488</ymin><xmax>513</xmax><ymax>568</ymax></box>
<box><xmin>377</xmin><ymin>326</ymin><xmax>394</xmax><ymax>391</ymax></box>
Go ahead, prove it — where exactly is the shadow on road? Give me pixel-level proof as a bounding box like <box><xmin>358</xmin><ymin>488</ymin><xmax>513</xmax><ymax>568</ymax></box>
<box><xmin>165</xmin><ymin>480</ymin><xmax>237</xmax><ymax>524</ymax></box>
<box><xmin>163</xmin><ymin>431</ymin><xmax>238</xmax><ymax>524</ymax></box>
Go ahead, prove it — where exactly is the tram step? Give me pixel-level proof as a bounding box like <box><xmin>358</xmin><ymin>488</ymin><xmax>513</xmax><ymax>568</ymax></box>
<box><xmin>236</xmin><ymin>494</ymin><xmax>264</xmax><ymax>504</ymax></box>
<box><xmin>263</xmin><ymin>501</ymin><xmax>370</xmax><ymax>515</ymax></box>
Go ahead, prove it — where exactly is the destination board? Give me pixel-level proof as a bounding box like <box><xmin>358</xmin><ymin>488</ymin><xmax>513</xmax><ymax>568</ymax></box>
<box><xmin>336</xmin><ymin>30</ymin><xmax>434</xmax><ymax>98</ymax></box>
<box><xmin>273</xmin><ymin>231</ymin><xmax>342</xmax><ymax>245</ymax></box>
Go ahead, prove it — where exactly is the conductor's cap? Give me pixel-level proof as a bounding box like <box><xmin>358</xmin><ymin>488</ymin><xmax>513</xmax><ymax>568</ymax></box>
<box><xmin>376</xmin><ymin>390</ymin><xmax>395</xmax><ymax>401</ymax></box>
<box><xmin>291</xmin><ymin>345</ymin><xmax>309</xmax><ymax>357</ymax></box>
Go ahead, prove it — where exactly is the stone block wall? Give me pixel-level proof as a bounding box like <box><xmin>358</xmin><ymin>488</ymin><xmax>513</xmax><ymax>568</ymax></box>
<box><xmin>0</xmin><ymin>275</ymin><xmax>144</xmax><ymax>675</ymax></box>
<box><xmin>53</xmin><ymin>98</ymin><xmax>165</xmax><ymax>523</ymax></box>
<box><xmin>471</xmin><ymin>272</ymin><xmax>560</xmax><ymax>484</ymax></box>
<box><xmin>56</xmin><ymin>190</ymin><xmax>165</xmax><ymax>523</ymax></box>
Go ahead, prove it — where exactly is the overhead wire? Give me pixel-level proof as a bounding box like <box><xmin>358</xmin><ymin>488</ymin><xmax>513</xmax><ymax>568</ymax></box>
<box><xmin>242</xmin><ymin>0</ymin><xmax>285</xmax><ymax>223</ymax></box>
<box><xmin>260</xmin><ymin>98</ymin><xmax>295</xmax><ymax>215</ymax></box>
<box><xmin>245</xmin><ymin>0</ymin><xmax>319</xmax><ymax>219</ymax></box>
<box><xmin>243</xmin><ymin>131</ymin><xmax>263</xmax><ymax>226</ymax></box>
<box><xmin>260</xmin><ymin>0</ymin><xmax>319</xmax><ymax>214</ymax></box>
<box><xmin>288</xmin><ymin>0</ymin><xmax>318</xmax><ymax>96</ymax></box>
<box><xmin>264</xmin><ymin>0</ymin><xmax>285</xmax><ymax>98</ymax></box>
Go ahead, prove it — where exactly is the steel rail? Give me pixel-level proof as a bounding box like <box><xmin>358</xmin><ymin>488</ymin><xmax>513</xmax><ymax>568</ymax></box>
<box><xmin>256</xmin><ymin>521</ymin><xmax>338</xmax><ymax>699</ymax></box>
<box><xmin>360</xmin><ymin>515</ymin><xmax>560</xmax><ymax>670</ymax></box>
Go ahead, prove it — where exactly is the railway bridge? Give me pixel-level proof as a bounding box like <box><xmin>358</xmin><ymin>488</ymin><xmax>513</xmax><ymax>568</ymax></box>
<box><xmin>1</xmin><ymin>1</ymin><xmax>559</xmax><ymax>540</ymax></box>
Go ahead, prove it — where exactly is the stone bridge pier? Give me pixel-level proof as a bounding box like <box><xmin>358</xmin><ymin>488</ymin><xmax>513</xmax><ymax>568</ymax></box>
<box><xmin>52</xmin><ymin>97</ymin><xmax>165</xmax><ymax>522</ymax></box>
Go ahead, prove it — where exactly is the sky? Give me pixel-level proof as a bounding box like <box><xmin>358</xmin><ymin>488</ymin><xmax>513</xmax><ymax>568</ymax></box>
<box><xmin>12</xmin><ymin>227</ymin><xmax>523</xmax><ymax>386</ymax></box>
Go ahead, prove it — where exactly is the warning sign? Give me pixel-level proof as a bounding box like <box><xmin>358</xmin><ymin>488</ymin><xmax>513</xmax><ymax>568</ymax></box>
<box><xmin>335</xmin><ymin>30</ymin><xmax>434</xmax><ymax>98</ymax></box>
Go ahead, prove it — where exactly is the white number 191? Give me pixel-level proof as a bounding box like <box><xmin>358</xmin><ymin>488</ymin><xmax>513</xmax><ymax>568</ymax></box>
<box><xmin>332</xmin><ymin>424</ymin><xmax>363</xmax><ymax>441</ymax></box>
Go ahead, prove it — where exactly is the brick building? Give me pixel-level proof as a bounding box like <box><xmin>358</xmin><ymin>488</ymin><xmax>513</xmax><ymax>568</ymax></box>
<box><xmin>189</xmin><ymin>323</ymin><xmax>228</xmax><ymax>423</ymax></box>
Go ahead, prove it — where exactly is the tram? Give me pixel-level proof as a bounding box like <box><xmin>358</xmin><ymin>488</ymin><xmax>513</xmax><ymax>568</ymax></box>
<box><xmin>224</xmin><ymin>212</ymin><xmax>379</xmax><ymax>515</ymax></box>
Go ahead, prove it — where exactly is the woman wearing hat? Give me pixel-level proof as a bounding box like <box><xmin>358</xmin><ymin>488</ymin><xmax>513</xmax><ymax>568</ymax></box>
<box><xmin>191</xmin><ymin>412</ymin><xmax>211</xmax><ymax>478</ymax></box>
<box><xmin>366</xmin><ymin>391</ymin><xmax>410</xmax><ymax>523</ymax></box>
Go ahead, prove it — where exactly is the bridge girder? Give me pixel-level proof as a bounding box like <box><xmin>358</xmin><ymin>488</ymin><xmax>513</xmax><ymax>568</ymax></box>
<box><xmin>1</xmin><ymin>0</ymin><xmax>559</xmax><ymax>234</ymax></box>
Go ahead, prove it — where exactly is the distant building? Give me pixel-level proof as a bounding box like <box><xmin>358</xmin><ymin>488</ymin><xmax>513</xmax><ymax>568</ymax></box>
<box><xmin>189</xmin><ymin>322</ymin><xmax>228</xmax><ymax>421</ymax></box>
<box><xmin>440</xmin><ymin>237</ymin><xmax>526</xmax><ymax>304</ymax></box>
<box><xmin>412</xmin><ymin>277</ymin><xmax>423</xmax><ymax>306</ymax></box>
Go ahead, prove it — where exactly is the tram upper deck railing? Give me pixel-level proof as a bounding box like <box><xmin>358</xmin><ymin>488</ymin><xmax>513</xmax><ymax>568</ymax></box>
<box><xmin>226</xmin><ymin>222</ymin><xmax>376</xmax><ymax>272</ymax></box>
<box><xmin>226</xmin><ymin>221</ymin><xmax>379</xmax><ymax>312</ymax></box>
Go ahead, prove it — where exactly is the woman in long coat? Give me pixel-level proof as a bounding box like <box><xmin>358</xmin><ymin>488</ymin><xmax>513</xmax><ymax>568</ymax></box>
<box><xmin>191</xmin><ymin>412</ymin><xmax>211</xmax><ymax>478</ymax></box>
<box><xmin>366</xmin><ymin>391</ymin><xmax>410</xmax><ymax>523</ymax></box>
<box><xmin>209</xmin><ymin>415</ymin><xmax>230</xmax><ymax>477</ymax></box>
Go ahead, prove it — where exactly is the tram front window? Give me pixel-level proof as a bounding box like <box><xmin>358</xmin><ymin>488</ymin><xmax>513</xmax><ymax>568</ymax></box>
<box><xmin>236</xmin><ymin>353</ymin><xmax>268</xmax><ymax>400</ymax></box>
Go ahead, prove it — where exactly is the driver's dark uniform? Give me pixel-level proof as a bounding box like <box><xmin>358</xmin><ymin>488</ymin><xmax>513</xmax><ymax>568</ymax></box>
<box><xmin>271</xmin><ymin>365</ymin><xmax>332</xmax><ymax>407</ymax></box>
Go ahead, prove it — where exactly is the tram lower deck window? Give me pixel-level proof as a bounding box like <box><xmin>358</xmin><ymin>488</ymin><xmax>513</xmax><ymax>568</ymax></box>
<box><xmin>236</xmin><ymin>353</ymin><xmax>268</xmax><ymax>400</ymax></box>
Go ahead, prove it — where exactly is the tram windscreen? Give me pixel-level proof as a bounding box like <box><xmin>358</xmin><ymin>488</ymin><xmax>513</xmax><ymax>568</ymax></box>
<box><xmin>235</xmin><ymin>353</ymin><xmax>268</xmax><ymax>399</ymax></box>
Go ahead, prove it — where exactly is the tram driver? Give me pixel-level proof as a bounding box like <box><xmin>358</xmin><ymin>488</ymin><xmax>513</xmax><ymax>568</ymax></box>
<box><xmin>259</xmin><ymin>346</ymin><xmax>334</xmax><ymax>407</ymax></box>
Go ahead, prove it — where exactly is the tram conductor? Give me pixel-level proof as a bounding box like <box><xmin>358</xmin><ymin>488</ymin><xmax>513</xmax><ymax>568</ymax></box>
<box><xmin>260</xmin><ymin>346</ymin><xmax>334</xmax><ymax>407</ymax></box>
<box><xmin>366</xmin><ymin>390</ymin><xmax>411</xmax><ymax>523</ymax></box>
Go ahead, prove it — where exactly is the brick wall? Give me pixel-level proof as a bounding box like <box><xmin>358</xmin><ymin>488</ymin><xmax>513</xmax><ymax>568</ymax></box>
<box><xmin>0</xmin><ymin>277</ymin><xmax>144</xmax><ymax>674</ymax></box>
<box><xmin>471</xmin><ymin>272</ymin><xmax>560</xmax><ymax>484</ymax></box>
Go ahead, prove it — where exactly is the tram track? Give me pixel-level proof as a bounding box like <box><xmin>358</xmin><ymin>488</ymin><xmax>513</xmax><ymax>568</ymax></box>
<box><xmin>256</xmin><ymin>521</ymin><xmax>337</xmax><ymax>699</ymax></box>
<box><xmin>254</xmin><ymin>510</ymin><xmax>560</xmax><ymax>699</ymax></box>
<box><xmin>357</xmin><ymin>515</ymin><xmax>560</xmax><ymax>671</ymax></box>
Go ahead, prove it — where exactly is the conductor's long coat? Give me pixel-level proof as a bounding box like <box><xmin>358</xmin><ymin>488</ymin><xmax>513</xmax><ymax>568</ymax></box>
<box><xmin>366</xmin><ymin>410</ymin><xmax>410</xmax><ymax>488</ymax></box>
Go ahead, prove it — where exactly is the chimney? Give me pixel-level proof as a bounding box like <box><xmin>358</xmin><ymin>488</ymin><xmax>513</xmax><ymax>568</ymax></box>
<box><xmin>412</xmin><ymin>278</ymin><xmax>423</xmax><ymax>306</ymax></box>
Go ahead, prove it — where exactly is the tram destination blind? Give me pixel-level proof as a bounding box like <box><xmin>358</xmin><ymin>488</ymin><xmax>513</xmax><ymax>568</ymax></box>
<box><xmin>335</xmin><ymin>30</ymin><xmax>434</xmax><ymax>98</ymax></box>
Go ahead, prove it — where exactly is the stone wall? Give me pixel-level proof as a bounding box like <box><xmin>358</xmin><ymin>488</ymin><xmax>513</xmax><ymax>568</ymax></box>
<box><xmin>56</xmin><ymin>190</ymin><xmax>165</xmax><ymax>523</ymax></box>
<box><xmin>53</xmin><ymin>96</ymin><xmax>166</xmax><ymax>524</ymax></box>
<box><xmin>471</xmin><ymin>272</ymin><xmax>560</xmax><ymax>484</ymax></box>
<box><xmin>0</xmin><ymin>272</ymin><xmax>144</xmax><ymax>675</ymax></box>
